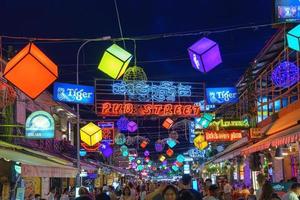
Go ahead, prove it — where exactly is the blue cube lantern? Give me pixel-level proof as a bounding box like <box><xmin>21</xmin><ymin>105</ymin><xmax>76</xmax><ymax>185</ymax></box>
<box><xmin>176</xmin><ymin>154</ymin><xmax>185</xmax><ymax>163</ymax></box>
<box><xmin>166</xmin><ymin>138</ymin><xmax>176</xmax><ymax>148</ymax></box>
<box><xmin>287</xmin><ymin>24</ymin><xmax>300</xmax><ymax>51</ymax></box>
<box><xmin>188</xmin><ymin>37</ymin><xmax>222</xmax><ymax>73</ymax></box>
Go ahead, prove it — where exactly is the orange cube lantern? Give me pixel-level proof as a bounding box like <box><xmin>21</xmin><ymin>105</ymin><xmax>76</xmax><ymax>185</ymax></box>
<box><xmin>162</xmin><ymin>118</ymin><xmax>174</xmax><ymax>129</ymax></box>
<box><xmin>166</xmin><ymin>148</ymin><xmax>174</xmax><ymax>157</ymax></box>
<box><xmin>4</xmin><ymin>43</ymin><xmax>58</xmax><ymax>99</ymax></box>
<box><xmin>140</xmin><ymin>140</ymin><xmax>149</xmax><ymax>149</ymax></box>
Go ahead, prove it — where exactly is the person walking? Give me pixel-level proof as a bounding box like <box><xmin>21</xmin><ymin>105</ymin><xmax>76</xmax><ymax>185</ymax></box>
<box><xmin>60</xmin><ymin>188</ymin><xmax>69</xmax><ymax>200</ymax></box>
<box><xmin>223</xmin><ymin>180</ymin><xmax>232</xmax><ymax>200</ymax></box>
<box><xmin>282</xmin><ymin>183</ymin><xmax>300</xmax><ymax>200</ymax></box>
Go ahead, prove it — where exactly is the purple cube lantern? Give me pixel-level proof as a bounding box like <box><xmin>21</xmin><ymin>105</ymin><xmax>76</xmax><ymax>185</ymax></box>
<box><xmin>127</xmin><ymin>121</ymin><xmax>138</xmax><ymax>132</ymax></box>
<box><xmin>188</xmin><ymin>37</ymin><xmax>222</xmax><ymax>73</ymax></box>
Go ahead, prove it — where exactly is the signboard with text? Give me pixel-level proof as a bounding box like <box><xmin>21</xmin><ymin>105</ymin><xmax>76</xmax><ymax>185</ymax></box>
<box><xmin>97</xmin><ymin>122</ymin><xmax>114</xmax><ymax>144</ymax></box>
<box><xmin>204</xmin><ymin>130</ymin><xmax>242</xmax><ymax>142</ymax></box>
<box><xmin>209</xmin><ymin>119</ymin><xmax>250</xmax><ymax>130</ymax></box>
<box><xmin>206</xmin><ymin>87</ymin><xmax>238</xmax><ymax>104</ymax></box>
<box><xmin>53</xmin><ymin>82</ymin><xmax>94</xmax><ymax>105</ymax></box>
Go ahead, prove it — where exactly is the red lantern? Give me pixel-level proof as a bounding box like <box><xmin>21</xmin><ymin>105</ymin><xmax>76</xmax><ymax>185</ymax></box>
<box><xmin>166</xmin><ymin>148</ymin><xmax>174</xmax><ymax>157</ymax></box>
<box><xmin>162</xmin><ymin>118</ymin><xmax>174</xmax><ymax>129</ymax></box>
<box><xmin>140</xmin><ymin>140</ymin><xmax>148</xmax><ymax>149</ymax></box>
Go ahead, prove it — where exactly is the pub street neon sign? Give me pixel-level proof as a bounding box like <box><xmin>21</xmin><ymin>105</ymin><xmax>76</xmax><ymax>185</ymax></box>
<box><xmin>99</xmin><ymin>102</ymin><xmax>200</xmax><ymax>117</ymax></box>
<box><xmin>204</xmin><ymin>130</ymin><xmax>242</xmax><ymax>142</ymax></box>
<box><xmin>112</xmin><ymin>81</ymin><xmax>192</xmax><ymax>102</ymax></box>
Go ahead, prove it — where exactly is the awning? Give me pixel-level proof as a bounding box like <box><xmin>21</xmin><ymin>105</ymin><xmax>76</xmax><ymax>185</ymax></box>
<box><xmin>242</xmin><ymin>124</ymin><xmax>300</xmax><ymax>155</ymax></box>
<box><xmin>22</xmin><ymin>164</ymin><xmax>77</xmax><ymax>178</ymax></box>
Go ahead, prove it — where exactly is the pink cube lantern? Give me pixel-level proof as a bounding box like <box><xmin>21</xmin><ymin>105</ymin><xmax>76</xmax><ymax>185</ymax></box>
<box><xmin>127</xmin><ymin>121</ymin><xmax>138</xmax><ymax>132</ymax></box>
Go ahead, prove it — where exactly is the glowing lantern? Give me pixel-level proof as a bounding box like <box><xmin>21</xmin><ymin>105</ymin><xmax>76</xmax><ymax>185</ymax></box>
<box><xmin>4</xmin><ymin>43</ymin><xmax>58</xmax><ymax>99</ymax></box>
<box><xmin>176</xmin><ymin>154</ymin><xmax>185</xmax><ymax>163</ymax></box>
<box><xmin>188</xmin><ymin>37</ymin><xmax>222</xmax><ymax>73</ymax></box>
<box><xmin>162</xmin><ymin>118</ymin><xmax>174</xmax><ymax>129</ymax></box>
<box><xmin>271</xmin><ymin>61</ymin><xmax>299</xmax><ymax>88</ymax></box>
<box><xmin>127</xmin><ymin>121</ymin><xmax>138</xmax><ymax>132</ymax></box>
<box><xmin>137</xmin><ymin>165</ymin><xmax>144</xmax><ymax>171</ymax></box>
<box><xmin>155</xmin><ymin>140</ymin><xmax>164</xmax><ymax>152</ymax></box>
<box><xmin>100</xmin><ymin>143</ymin><xmax>113</xmax><ymax>157</ymax></box>
<box><xmin>120</xmin><ymin>145</ymin><xmax>128</xmax><ymax>153</ymax></box>
<box><xmin>122</xmin><ymin>150</ymin><xmax>129</xmax><ymax>157</ymax></box>
<box><xmin>144</xmin><ymin>150</ymin><xmax>150</xmax><ymax>157</ymax></box>
<box><xmin>175</xmin><ymin>161</ymin><xmax>183</xmax><ymax>167</ymax></box>
<box><xmin>140</xmin><ymin>140</ymin><xmax>148</xmax><ymax>148</ymax></box>
<box><xmin>132</xmin><ymin>162</ymin><xmax>137</xmax><ymax>169</ymax></box>
<box><xmin>172</xmin><ymin>165</ymin><xmax>179</xmax><ymax>171</ymax></box>
<box><xmin>198</xmin><ymin>113</ymin><xmax>214</xmax><ymax>128</ymax></box>
<box><xmin>98</xmin><ymin>44</ymin><xmax>133</xmax><ymax>79</ymax></box>
<box><xmin>144</xmin><ymin>157</ymin><xmax>150</xmax><ymax>163</ymax></box>
<box><xmin>169</xmin><ymin>131</ymin><xmax>179</xmax><ymax>140</ymax></box>
<box><xmin>117</xmin><ymin>116</ymin><xmax>129</xmax><ymax>132</ymax></box>
<box><xmin>114</xmin><ymin>133</ymin><xmax>126</xmax><ymax>145</ymax></box>
<box><xmin>167</xmin><ymin>138</ymin><xmax>176</xmax><ymax>148</ymax></box>
<box><xmin>79</xmin><ymin>149</ymin><xmax>87</xmax><ymax>157</ymax></box>
<box><xmin>193</xmin><ymin>134</ymin><xmax>208</xmax><ymax>150</ymax></box>
<box><xmin>80</xmin><ymin>122</ymin><xmax>102</xmax><ymax>146</ymax></box>
<box><xmin>166</xmin><ymin>148</ymin><xmax>174</xmax><ymax>157</ymax></box>
<box><xmin>159</xmin><ymin>155</ymin><xmax>166</xmax><ymax>162</ymax></box>
<box><xmin>136</xmin><ymin>159</ymin><xmax>142</xmax><ymax>164</ymax></box>
<box><xmin>287</xmin><ymin>24</ymin><xmax>300</xmax><ymax>51</ymax></box>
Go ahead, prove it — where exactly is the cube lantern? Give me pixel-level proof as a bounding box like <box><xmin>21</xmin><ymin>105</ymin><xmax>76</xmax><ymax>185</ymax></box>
<box><xmin>176</xmin><ymin>154</ymin><xmax>185</xmax><ymax>163</ymax></box>
<box><xmin>188</xmin><ymin>37</ymin><xmax>222</xmax><ymax>73</ymax></box>
<box><xmin>155</xmin><ymin>141</ymin><xmax>164</xmax><ymax>152</ymax></box>
<box><xmin>127</xmin><ymin>121</ymin><xmax>138</xmax><ymax>132</ymax></box>
<box><xmin>80</xmin><ymin>122</ymin><xmax>102</xmax><ymax>146</ymax></box>
<box><xmin>98</xmin><ymin>44</ymin><xmax>133</xmax><ymax>79</ymax></box>
<box><xmin>166</xmin><ymin>138</ymin><xmax>176</xmax><ymax>148</ymax></box>
<box><xmin>166</xmin><ymin>148</ymin><xmax>174</xmax><ymax>157</ymax></box>
<box><xmin>159</xmin><ymin>155</ymin><xmax>166</xmax><ymax>162</ymax></box>
<box><xmin>287</xmin><ymin>24</ymin><xmax>300</xmax><ymax>51</ymax></box>
<box><xmin>175</xmin><ymin>161</ymin><xmax>183</xmax><ymax>167</ymax></box>
<box><xmin>198</xmin><ymin>113</ymin><xmax>214</xmax><ymax>128</ymax></box>
<box><xmin>144</xmin><ymin>150</ymin><xmax>150</xmax><ymax>157</ymax></box>
<box><xmin>172</xmin><ymin>165</ymin><xmax>179</xmax><ymax>172</ymax></box>
<box><xmin>162</xmin><ymin>118</ymin><xmax>174</xmax><ymax>129</ymax></box>
<box><xmin>4</xmin><ymin>43</ymin><xmax>58</xmax><ymax>99</ymax></box>
<box><xmin>140</xmin><ymin>140</ymin><xmax>149</xmax><ymax>148</ymax></box>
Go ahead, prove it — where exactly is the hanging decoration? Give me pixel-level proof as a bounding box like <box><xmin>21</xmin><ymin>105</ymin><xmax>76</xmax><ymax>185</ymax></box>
<box><xmin>287</xmin><ymin>24</ymin><xmax>300</xmax><ymax>51</ymax></box>
<box><xmin>122</xmin><ymin>151</ymin><xmax>129</xmax><ymax>157</ymax></box>
<box><xmin>140</xmin><ymin>140</ymin><xmax>149</xmax><ymax>149</ymax></box>
<box><xmin>81</xmin><ymin>143</ymin><xmax>101</xmax><ymax>152</ymax></box>
<box><xmin>80</xmin><ymin>122</ymin><xmax>103</xmax><ymax>146</ymax></box>
<box><xmin>79</xmin><ymin>149</ymin><xmax>87</xmax><ymax>157</ymax></box>
<box><xmin>98</xmin><ymin>44</ymin><xmax>133</xmax><ymax>80</ymax></box>
<box><xmin>144</xmin><ymin>157</ymin><xmax>150</xmax><ymax>163</ymax></box>
<box><xmin>194</xmin><ymin>134</ymin><xmax>208</xmax><ymax>150</ymax></box>
<box><xmin>176</xmin><ymin>154</ymin><xmax>185</xmax><ymax>163</ymax></box>
<box><xmin>114</xmin><ymin>133</ymin><xmax>126</xmax><ymax>145</ymax></box>
<box><xmin>188</xmin><ymin>37</ymin><xmax>222</xmax><ymax>73</ymax></box>
<box><xmin>166</xmin><ymin>148</ymin><xmax>174</xmax><ymax>157</ymax></box>
<box><xmin>99</xmin><ymin>142</ymin><xmax>113</xmax><ymax>157</ymax></box>
<box><xmin>169</xmin><ymin>131</ymin><xmax>179</xmax><ymax>140</ymax></box>
<box><xmin>155</xmin><ymin>140</ymin><xmax>164</xmax><ymax>152</ymax></box>
<box><xmin>144</xmin><ymin>150</ymin><xmax>150</xmax><ymax>157</ymax></box>
<box><xmin>4</xmin><ymin>43</ymin><xmax>58</xmax><ymax>99</ymax></box>
<box><xmin>159</xmin><ymin>155</ymin><xmax>166</xmax><ymax>162</ymax></box>
<box><xmin>126</xmin><ymin>136</ymin><xmax>135</xmax><ymax>146</ymax></box>
<box><xmin>120</xmin><ymin>145</ymin><xmax>128</xmax><ymax>153</ymax></box>
<box><xmin>271</xmin><ymin>61</ymin><xmax>299</xmax><ymax>88</ymax></box>
<box><xmin>127</xmin><ymin>121</ymin><xmax>138</xmax><ymax>132</ymax></box>
<box><xmin>197</xmin><ymin>113</ymin><xmax>214</xmax><ymax>129</ymax></box>
<box><xmin>123</xmin><ymin>66</ymin><xmax>148</xmax><ymax>82</ymax></box>
<box><xmin>117</xmin><ymin>116</ymin><xmax>129</xmax><ymax>132</ymax></box>
<box><xmin>0</xmin><ymin>81</ymin><xmax>16</xmax><ymax>109</ymax></box>
<box><xmin>137</xmin><ymin>165</ymin><xmax>144</xmax><ymax>171</ymax></box>
<box><xmin>162</xmin><ymin>118</ymin><xmax>174</xmax><ymax>129</ymax></box>
<box><xmin>166</xmin><ymin>138</ymin><xmax>177</xmax><ymax>148</ymax></box>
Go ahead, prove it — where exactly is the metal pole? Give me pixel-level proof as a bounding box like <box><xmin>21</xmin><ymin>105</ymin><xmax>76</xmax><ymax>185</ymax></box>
<box><xmin>76</xmin><ymin>37</ymin><xmax>111</xmax><ymax>187</ymax></box>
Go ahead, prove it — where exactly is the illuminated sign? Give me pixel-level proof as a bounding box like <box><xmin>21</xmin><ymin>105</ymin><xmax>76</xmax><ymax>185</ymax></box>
<box><xmin>53</xmin><ymin>82</ymin><xmax>94</xmax><ymax>105</ymax></box>
<box><xmin>97</xmin><ymin>122</ymin><xmax>114</xmax><ymax>144</ymax></box>
<box><xmin>204</xmin><ymin>130</ymin><xmax>242</xmax><ymax>142</ymax></box>
<box><xmin>98</xmin><ymin>102</ymin><xmax>200</xmax><ymax>117</ymax></box>
<box><xmin>206</xmin><ymin>87</ymin><xmax>238</xmax><ymax>104</ymax></box>
<box><xmin>194</xmin><ymin>100</ymin><xmax>215</xmax><ymax>111</ymax></box>
<box><xmin>249</xmin><ymin>128</ymin><xmax>262</xmax><ymax>139</ymax></box>
<box><xmin>112</xmin><ymin>81</ymin><xmax>191</xmax><ymax>102</ymax></box>
<box><xmin>209</xmin><ymin>119</ymin><xmax>249</xmax><ymax>130</ymax></box>
<box><xmin>25</xmin><ymin>111</ymin><xmax>55</xmax><ymax>139</ymax></box>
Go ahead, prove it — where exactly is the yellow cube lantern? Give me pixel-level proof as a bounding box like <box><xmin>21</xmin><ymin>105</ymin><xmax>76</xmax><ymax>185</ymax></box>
<box><xmin>80</xmin><ymin>122</ymin><xmax>102</xmax><ymax>146</ymax></box>
<box><xmin>193</xmin><ymin>135</ymin><xmax>208</xmax><ymax>150</ymax></box>
<box><xmin>98</xmin><ymin>44</ymin><xmax>133</xmax><ymax>79</ymax></box>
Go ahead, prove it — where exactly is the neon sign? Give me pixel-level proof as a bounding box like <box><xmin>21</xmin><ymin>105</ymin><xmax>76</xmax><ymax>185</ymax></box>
<box><xmin>209</xmin><ymin>119</ymin><xmax>249</xmax><ymax>130</ymax></box>
<box><xmin>204</xmin><ymin>130</ymin><xmax>242</xmax><ymax>142</ymax></box>
<box><xmin>98</xmin><ymin>102</ymin><xmax>200</xmax><ymax>117</ymax></box>
<box><xmin>206</xmin><ymin>87</ymin><xmax>238</xmax><ymax>104</ymax></box>
<box><xmin>112</xmin><ymin>81</ymin><xmax>191</xmax><ymax>102</ymax></box>
<box><xmin>97</xmin><ymin>122</ymin><xmax>114</xmax><ymax>144</ymax></box>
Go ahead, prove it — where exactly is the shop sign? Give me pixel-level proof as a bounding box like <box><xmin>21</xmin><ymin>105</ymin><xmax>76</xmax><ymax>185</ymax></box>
<box><xmin>194</xmin><ymin>100</ymin><xmax>215</xmax><ymax>111</ymax></box>
<box><xmin>210</xmin><ymin>119</ymin><xmax>249</xmax><ymax>130</ymax></box>
<box><xmin>206</xmin><ymin>87</ymin><xmax>238</xmax><ymax>104</ymax></box>
<box><xmin>98</xmin><ymin>102</ymin><xmax>200</xmax><ymax>117</ymax></box>
<box><xmin>249</xmin><ymin>128</ymin><xmax>263</xmax><ymax>139</ymax></box>
<box><xmin>97</xmin><ymin>122</ymin><xmax>114</xmax><ymax>144</ymax></box>
<box><xmin>204</xmin><ymin>130</ymin><xmax>242</xmax><ymax>142</ymax></box>
<box><xmin>25</xmin><ymin>111</ymin><xmax>55</xmax><ymax>139</ymax></box>
<box><xmin>53</xmin><ymin>82</ymin><xmax>95</xmax><ymax>105</ymax></box>
<box><xmin>112</xmin><ymin>81</ymin><xmax>192</xmax><ymax>102</ymax></box>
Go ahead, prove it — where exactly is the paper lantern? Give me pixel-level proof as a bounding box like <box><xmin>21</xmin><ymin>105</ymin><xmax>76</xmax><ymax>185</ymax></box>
<box><xmin>155</xmin><ymin>140</ymin><xmax>164</xmax><ymax>152</ymax></box>
<box><xmin>166</xmin><ymin>148</ymin><xmax>174</xmax><ymax>157</ymax></box>
<box><xmin>287</xmin><ymin>24</ymin><xmax>300</xmax><ymax>51</ymax></box>
<box><xmin>117</xmin><ymin>116</ymin><xmax>129</xmax><ymax>132</ymax></box>
<box><xmin>172</xmin><ymin>165</ymin><xmax>179</xmax><ymax>171</ymax></box>
<box><xmin>144</xmin><ymin>150</ymin><xmax>150</xmax><ymax>157</ymax></box>
<box><xmin>137</xmin><ymin>165</ymin><xmax>144</xmax><ymax>171</ymax></box>
<box><xmin>81</xmin><ymin>143</ymin><xmax>101</xmax><ymax>152</ymax></box>
<box><xmin>144</xmin><ymin>157</ymin><xmax>150</xmax><ymax>163</ymax></box>
<box><xmin>175</xmin><ymin>161</ymin><xmax>183</xmax><ymax>167</ymax></box>
<box><xmin>132</xmin><ymin>162</ymin><xmax>137</xmax><ymax>169</ymax></box>
<box><xmin>100</xmin><ymin>143</ymin><xmax>113</xmax><ymax>157</ymax></box>
<box><xmin>166</xmin><ymin>138</ymin><xmax>176</xmax><ymax>148</ymax></box>
<box><xmin>176</xmin><ymin>154</ymin><xmax>185</xmax><ymax>163</ymax></box>
<box><xmin>122</xmin><ymin>150</ymin><xmax>129</xmax><ymax>157</ymax></box>
<box><xmin>123</xmin><ymin>66</ymin><xmax>148</xmax><ymax>82</ymax></box>
<box><xmin>188</xmin><ymin>37</ymin><xmax>222</xmax><ymax>73</ymax></box>
<box><xmin>114</xmin><ymin>133</ymin><xmax>126</xmax><ymax>145</ymax></box>
<box><xmin>80</xmin><ymin>122</ymin><xmax>102</xmax><ymax>146</ymax></box>
<box><xmin>198</xmin><ymin>113</ymin><xmax>214</xmax><ymax>128</ymax></box>
<box><xmin>79</xmin><ymin>149</ymin><xmax>87</xmax><ymax>157</ymax></box>
<box><xmin>98</xmin><ymin>44</ymin><xmax>133</xmax><ymax>79</ymax></box>
<box><xmin>194</xmin><ymin>134</ymin><xmax>208</xmax><ymax>150</ymax></box>
<box><xmin>162</xmin><ymin>118</ymin><xmax>174</xmax><ymax>129</ymax></box>
<box><xmin>120</xmin><ymin>145</ymin><xmax>128</xmax><ymax>153</ymax></box>
<box><xmin>4</xmin><ymin>43</ymin><xmax>58</xmax><ymax>99</ymax></box>
<box><xmin>271</xmin><ymin>61</ymin><xmax>299</xmax><ymax>88</ymax></box>
<box><xmin>136</xmin><ymin>158</ymin><xmax>142</xmax><ymax>164</ymax></box>
<box><xmin>159</xmin><ymin>155</ymin><xmax>166</xmax><ymax>162</ymax></box>
<box><xmin>169</xmin><ymin>131</ymin><xmax>179</xmax><ymax>140</ymax></box>
<box><xmin>127</xmin><ymin>121</ymin><xmax>138</xmax><ymax>132</ymax></box>
<box><xmin>140</xmin><ymin>140</ymin><xmax>149</xmax><ymax>148</ymax></box>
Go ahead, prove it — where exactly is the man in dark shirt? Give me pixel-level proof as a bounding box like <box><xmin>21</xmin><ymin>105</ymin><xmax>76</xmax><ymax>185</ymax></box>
<box><xmin>179</xmin><ymin>174</ymin><xmax>202</xmax><ymax>200</ymax></box>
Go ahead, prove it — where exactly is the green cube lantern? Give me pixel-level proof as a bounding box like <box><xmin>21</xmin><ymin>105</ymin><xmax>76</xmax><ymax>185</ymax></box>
<box><xmin>98</xmin><ymin>44</ymin><xmax>133</xmax><ymax>79</ymax></box>
<box><xmin>287</xmin><ymin>24</ymin><xmax>300</xmax><ymax>51</ymax></box>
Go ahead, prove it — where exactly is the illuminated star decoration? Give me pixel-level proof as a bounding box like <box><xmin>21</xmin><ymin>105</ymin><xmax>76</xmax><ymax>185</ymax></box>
<box><xmin>271</xmin><ymin>61</ymin><xmax>299</xmax><ymax>88</ymax></box>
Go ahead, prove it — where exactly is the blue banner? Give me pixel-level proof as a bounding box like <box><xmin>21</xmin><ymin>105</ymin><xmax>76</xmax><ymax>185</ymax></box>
<box><xmin>53</xmin><ymin>82</ymin><xmax>95</xmax><ymax>105</ymax></box>
<box><xmin>206</xmin><ymin>87</ymin><xmax>238</xmax><ymax>104</ymax></box>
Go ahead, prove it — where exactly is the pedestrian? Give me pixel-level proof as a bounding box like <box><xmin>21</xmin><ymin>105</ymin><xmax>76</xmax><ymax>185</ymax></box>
<box><xmin>128</xmin><ymin>183</ymin><xmax>136</xmax><ymax>200</ymax></box>
<box><xmin>258</xmin><ymin>182</ymin><xmax>275</xmax><ymax>200</ymax></box>
<box><xmin>240</xmin><ymin>185</ymin><xmax>250</xmax><ymax>199</ymax></box>
<box><xmin>282</xmin><ymin>182</ymin><xmax>300</xmax><ymax>200</ymax></box>
<box><xmin>96</xmin><ymin>193</ymin><xmax>111</xmax><ymax>200</ymax></box>
<box><xmin>256</xmin><ymin>174</ymin><xmax>265</xmax><ymax>200</ymax></box>
<box><xmin>246</xmin><ymin>188</ymin><xmax>256</xmax><ymax>200</ymax></box>
<box><xmin>33</xmin><ymin>194</ymin><xmax>41</xmax><ymax>200</ymax></box>
<box><xmin>75</xmin><ymin>187</ymin><xmax>92</xmax><ymax>200</ymax></box>
<box><xmin>162</xmin><ymin>185</ymin><xmax>178</xmax><ymax>200</ymax></box>
<box><xmin>178</xmin><ymin>174</ymin><xmax>202</xmax><ymax>199</ymax></box>
<box><xmin>108</xmin><ymin>186</ymin><xmax>117</xmax><ymax>200</ymax></box>
<box><xmin>120</xmin><ymin>186</ymin><xmax>133</xmax><ymax>200</ymax></box>
<box><xmin>46</xmin><ymin>187</ymin><xmax>56</xmax><ymax>200</ymax></box>
<box><xmin>223</xmin><ymin>180</ymin><xmax>232</xmax><ymax>200</ymax></box>
<box><xmin>140</xmin><ymin>185</ymin><xmax>147</xmax><ymax>200</ymax></box>
<box><xmin>60</xmin><ymin>188</ymin><xmax>69</xmax><ymax>200</ymax></box>
<box><xmin>203</xmin><ymin>185</ymin><xmax>219</xmax><ymax>200</ymax></box>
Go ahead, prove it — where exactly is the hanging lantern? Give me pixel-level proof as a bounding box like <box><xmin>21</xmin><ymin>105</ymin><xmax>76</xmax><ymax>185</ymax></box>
<box><xmin>136</xmin><ymin>158</ymin><xmax>142</xmax><ymax>164</ymax></box>
<box><xmin>155</xmin><ymin>140</ymin><xmax>164</xmax><ymax>152</ymax></box>
<box><xmin>188</xmin><ymin>37</ymin><xmax>222</xmax><ymax>73</ymax></box>
<box><xmin>172</xmin><ymin>165</ymin><xmax>179</xmax><ymax>172</ymax></box>
<box><xmin>144</xmin><ymin>150</ymin><xmax>150</xmax><ymax>157</ymax></box>
<box><xmin>114</xmin><ymin>133</ymin><xmax>126</xmax><ymax>145</ymax></box>
<box><xmin>144</xmin><ymin>157</ymin><xmax>150</xmax><ymax>163</ymax></box>
<box><xmin>4</xmin><ymin>43</ymin><xmax>58</xmax><ymax>99</ymax></box>
<box><xmin>98</xmin><ymin>44</ymin><xmax>133</xmax><ymax>79</ymax></box>
<box><xmin>140</xmin><ymin>140</ymin><xmax>149</xmax><ymax>149</ymax></box>
<box><xmin>123</xmin><ymin>66</ymin><xmax>148</xmax><ymax>82</ymax></box>
<box><xmin>169</xmin><ymin>131</ymin><xmax>179</xmax><ymax>140</ymax></box>
<box><xmin>122</xmin><ymin>150</ymin><xmax>129</xmax><ymax>157</ymax></box>
<box><xmin>271</xmin><ymin>61</ymin><xmax>299</xmax><ymax>88</ymax></box>
<box><xmin>126</xmin><ymin>136</ymin><xmax>135</xmax><ymax>146</ymax></box>
<box><xmin>120</xmin><ymin>145</ymin><xmax>128</xmax><ymax>153</ymax></box>
<box><xmin>81</xmin><ymin>143</ymin><xmax>101</xmax><ymax>152</ymax></box>
<box><xmin>0</xmin><ymin>81</ymin><xmax>16</xmax><ymax>109</ymax></box>
<box><xmin>198</xmin><ymin>113</ymin><xmax>214</xmax><ymax>129</ymax></box>
<box><xmin>100</xmin><ymin>142</ymin><xmax>113</xmax><ymax>157</ymax></box>
<box><xmin>79</xmin><ymin>149</ymin><xmax>87</xmax><ymax>157</ymax></box>
<box><xmin>175</xmin><ymin>161</ymin><xmax>183</xmax><ymax>167</ymax></box>
<box><xmin>193</xmin><ymin>134</ymin><xmax>208</xmax><ymax>150</ymax></box>
<box><xmin>137</xmin><ymin>165</ymin><xmax>144</xmax><ymax>171</ymax></box>
<box><xmin>166</xmin><ymin>138</ymin><xmax>176</xmax><ymax>148</ymax></box>
<box><xmin>287</xmin><ymin>24</ymin><xmax>300</xmax><ymax>51</ymax></box>
<box><xmin>132</xmin><ymin>162</ymin><xmax>137</xmax><ymax>169</ymax></box>
<box><xmin>166</xmin><ymin>148</ymin><xmax>174</xmax><ymax>157</ymax></box>
<box><xmin>80</xmin><ymin>122</ymin><xmax>102</xmax><ymax>146</ymax></box>
<box><xmin>127</xmin><ymin>121</ymin><xmax>138</xmax><ymax>132</ymax></box>
<box><xmin>117</xmin><ymin>116</ymin><xmax>129</xmax><ymax>132</ymax></box>
<box><xmin>159</xmin><ymin>155</ymin><xmax>166</xmax><ymax>162</ymax></box>
<box><xmin>176</xmin><ymin>154</ymin><xmax>185</xmax><ymax>163</ymax></box>
<box><xmin>162</xmin><ymin>118</ymin><xmax>174</xmax><ymax>129</ymax></box>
